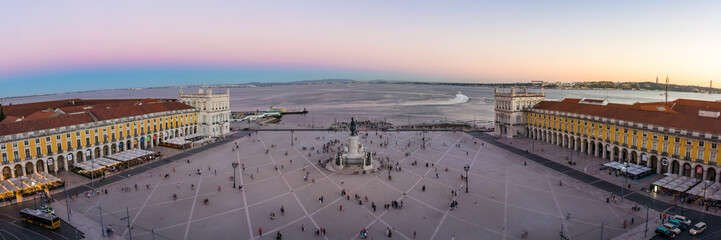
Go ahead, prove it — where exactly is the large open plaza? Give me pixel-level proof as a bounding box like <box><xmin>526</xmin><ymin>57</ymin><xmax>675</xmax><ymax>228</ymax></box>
<box><xmin>50</xmin><ymin>130</ymin><xmax>647</xmax><ymax>240</ymax></box>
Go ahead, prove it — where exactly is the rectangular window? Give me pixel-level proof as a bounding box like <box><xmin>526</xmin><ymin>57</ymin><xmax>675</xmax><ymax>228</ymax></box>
<box><xmin>46</xmin><ymin>145</ymin><xmax>52</xmax><ymax>154</ymax></box>
<box><xmin>86</xmin><ymin>138</ymin><xmax>90</xmax><ymax>146</ymax></box>
<box><xmin>686</xmin><ymin>147</ymin><xmax>692</xmax><ymax>158</ymax></box>
<box><xmin>67</xmin><ymin>141</ymin><xmax>71</xmax><ymax>149</ymax></box>
<box><xmin>94</xmin><ymin>136</ymin><xmax>99</xmax><ymax>144</ymax></box>
<box><xmin>663</xmin><ymin>143</ymin><xmax>668</xmax><ymax>153</ymax></box>
<box><xmin>632</xmin><ymin>138</ymin><xmax>637</xmax><ymax>147</ymax></box>
<box><xmin>57</xmin><ymin>143</ymin><xmax>62</xmax><ymax>152</ymax></box>
<box><xmin>35</xmin><ymin>139</ymin><xmax>40</xmax><ymax>144</ymax></box>
<box><xmin>711</xmin><ymin>151</ymin><xmax>717</xmax><ymax>163</ymax></box>
<box><xmin>66</xmin><ymin>133</ymin><xmax>71</xmax><ymax>138</ymax></box>
<box><xmin>698</xmin><ymin>149</ymin><xmax>705</xmax><ymax>161</ymax></box>
<box><xmin>1</xmin><ymin>153</ymin><xmax>7</xmax><ymax>163</ymax></box>
<box><xmin>45</xmin><ymin>137</ymin><xmax>50</xmax><ymax>141</ymax></box>
<box><xmin>36</xmin><ymin>146</ymin><xmax>41</xmax><ymax>155</ymax></box>
<box><xmin>13</xmin><ymin>151</ymin><xmax>19</xmax><ymax>161</ymax></box>
<box><xmin>699</xmin><ymin>141</ymin><xmax>705</xmax><ymax>147</ymax></box>
<box><xmin>77</xmin><ymin>139</ymin><xmax>81</xmax><ymax>148</ymax></box>
<box><xmin>56</xmin><ymin>135</ymin><xmax>60</xmax><ymax>140</ymax></box>
<box><xmin>12</xmin><ymin>142</ymin><xmax>18</xmax><ymax>148</ymax></box>
<box><xmin>23</xmin><ymin>140</ymin><xmax>29</xmax><ymax>145</ymax></box>
<box><xmin>713</xmin><ymin>143</ymin><xmax>718</xmax><ymax>149</ymax></box>
<box><xmin>24</xmin><ymin>149</ymin><xmax>30</xmax><ymax>158</ymax></box>
<box><xmin>663</xmin><ymin>136</ymin><xmax>669</xmax><ymax>141</ymax></box>
<box><xmin>674</xmin><ymin>145</ymin><xmax>680</xmax><ymax>156</ymax></box>
<box><xmin>1</xmin><ymin>144</ymin><xmax>5</xmax><ymax>150</ymax></box>
<box><xmin>652</xmin><ymin>141</ymin><xmax>657</xmax><ymax>151</ymax></box>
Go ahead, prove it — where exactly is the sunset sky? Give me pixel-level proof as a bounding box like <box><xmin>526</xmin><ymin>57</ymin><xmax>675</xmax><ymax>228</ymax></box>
<box><xmin>1</xmin><ymin>1</ymin><xmax>719</xmax><ymax>96</ymax></box>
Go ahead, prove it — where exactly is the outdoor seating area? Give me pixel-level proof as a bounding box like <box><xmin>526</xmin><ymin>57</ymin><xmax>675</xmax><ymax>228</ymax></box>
<box><xmin>652</xmin><ymin>174</ymin><xmax>721</xmax><ymax>210</ymax></box>
<box><xmin>72</xmin><ymin>157</ymin><xmax>122</xmax><ymax>178</ymax></box>
<box><xmin>0</xmin><ymin>172</ymin><xmax>63</xmax><ymax>202</ymax></box>
<box><xmin>106</xmin><ymin>148</ymin><xmax>158</xmax><ymax>162</ymax></box>
<box><xmin>183</xmin><ymin>133</ymin><xmax>208</xmax><ymax>142</ymax></box>
<box><xmin>602</xmin><ymin>161</ymin><xmax>654</xmax><ymax>180</ymax></box>
<box><xmin>159</xmin><ymin>137</ymin><xmax>193</xmax><ymax>149</ymax></box>
<box><xmin>70</xmin><ymin>149</ymin><xmax>161</xmax><ymax>179</ymax></box>
<box><xmin>652</xmin><ymin>175</ymin><xmax>701</xmax><ymax>194</ymax></box>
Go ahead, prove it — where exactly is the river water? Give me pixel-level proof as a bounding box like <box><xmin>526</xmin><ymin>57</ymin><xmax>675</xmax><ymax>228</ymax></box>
<box><xmin>5</xmin><ymin>84</ymin><xmax>720</xmax><ymax>128</ymax></box>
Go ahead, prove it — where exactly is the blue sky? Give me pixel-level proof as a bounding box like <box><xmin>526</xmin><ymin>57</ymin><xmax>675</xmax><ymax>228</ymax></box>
<box><xmin>1</xmin><ymin>1</ymin><xmax>719</xmax><ymax>97</ymax></box>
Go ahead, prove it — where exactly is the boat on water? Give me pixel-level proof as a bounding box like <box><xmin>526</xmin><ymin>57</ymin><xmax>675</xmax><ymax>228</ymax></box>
<box><xmin>264</xmin><ymin>107</ymin><xmax>286</xmax><ymax>114</ymax></box>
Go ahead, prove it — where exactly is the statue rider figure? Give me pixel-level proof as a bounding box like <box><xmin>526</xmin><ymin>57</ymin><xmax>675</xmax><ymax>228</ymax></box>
<box><xmin>350</xmin><ymin>118</ymin><xmax>357</xmax><ymax>136</ymax></box>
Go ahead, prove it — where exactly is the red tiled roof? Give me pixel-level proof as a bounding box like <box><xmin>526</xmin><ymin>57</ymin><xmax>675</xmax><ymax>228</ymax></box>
<box><xmin>89</xmin><ymin>101</ymin><xmax>193</xmax><ymax>121</ymax></box>
<box><xmin>0</xmin><ymin>114</ymin><xmax>95</xmax><ymax>136</ymax></box>
<box><xmin>25</xmin><ymin>111</ymin><xmax>59</xmax><ymax>120</ymax></box>
<box><xmin>0</xmin><ymin>99</ymin><xmax>194</xmax><ymax>137</ymax></box>
<box><xmin>532</xmin><ymin>98</ymin><xmax>721</xmax><ymax>135</ymax></box>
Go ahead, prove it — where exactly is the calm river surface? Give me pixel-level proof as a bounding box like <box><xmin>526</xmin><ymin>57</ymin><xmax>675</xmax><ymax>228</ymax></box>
<box><xmin>5</xmin><ymin>84</ymin><xmax>720</xmax><ymax>128</ymax></box>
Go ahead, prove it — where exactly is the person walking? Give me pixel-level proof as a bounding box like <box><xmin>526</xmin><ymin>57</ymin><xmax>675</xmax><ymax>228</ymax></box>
<box><xmin>259</xmin><ymin>227</ymin><xmax>263</xmax><ymax>236</ymax></box>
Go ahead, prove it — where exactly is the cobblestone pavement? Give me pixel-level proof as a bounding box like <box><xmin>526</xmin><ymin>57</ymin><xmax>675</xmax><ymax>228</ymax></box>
<box><xmin>474</xmin><ymin>133</ymin><xmax>721</xmax><ymax>240</ymax></box>
<box><xmin>52</xmin><ymin>130</ymin><xmax>643</xmax><ymax>240</ymax></box>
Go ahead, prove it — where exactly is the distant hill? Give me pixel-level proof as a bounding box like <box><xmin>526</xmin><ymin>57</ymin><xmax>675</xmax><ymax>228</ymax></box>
<box><xmin>544</xmin><ymin>81</ymin><xmax>718</xmax><ymax>94</ymax></box>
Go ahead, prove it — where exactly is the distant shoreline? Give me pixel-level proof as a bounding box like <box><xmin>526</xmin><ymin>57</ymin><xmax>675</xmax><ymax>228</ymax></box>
<box><xmin>3</xmin><ymin>80</ymin><xmax>717</xmax><ymax>100</ymax></box>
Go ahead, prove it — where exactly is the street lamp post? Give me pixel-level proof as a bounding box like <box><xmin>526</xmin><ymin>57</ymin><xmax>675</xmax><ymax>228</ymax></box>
<box><xmin>232</xmin><ymin>162</ymin><xmax>239</xmax><ymax>188</ymax></box>
<box><xmin>464</xmin><ymin>165</ymin><xmax>470</xmax><ymax>193</ymax></box>
<box><xmin>291</xmin><ymin>130</ymin><xmax>294</xmax><ymax>146</ymax></box>
<box><xmin>621</xmin><ymin>168</ymin><xmax>626</xmax><ymax>202</ymax></box>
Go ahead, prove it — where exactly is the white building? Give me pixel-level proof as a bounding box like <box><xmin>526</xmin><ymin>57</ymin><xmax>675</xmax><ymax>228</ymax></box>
<box><xmin>494</xmin><ymin>87</ymin><xmax>545</xmax><ymax>138</ymax></box>
<box><xmin>179</xmin><ymin>88</ymin><xmax>231</xmax><ymax>137</ymax></box>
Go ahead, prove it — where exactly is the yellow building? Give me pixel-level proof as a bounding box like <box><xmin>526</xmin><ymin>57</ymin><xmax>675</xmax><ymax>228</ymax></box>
<box><xmin>525</xmin><ymin>98</ymin><xmax>721</xmax><ymax>181</ymax></box>
<box><xmin>0</xmin><ymin>98</ymin><xmax>198</xmax><ymax>179</ymax></box>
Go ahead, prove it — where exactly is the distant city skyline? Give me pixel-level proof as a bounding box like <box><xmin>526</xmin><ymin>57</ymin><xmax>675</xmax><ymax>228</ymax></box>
<box><xmin>1</xmin><ymin>1</ymin><xmax>719</xmax><ymax>96</ymax></box>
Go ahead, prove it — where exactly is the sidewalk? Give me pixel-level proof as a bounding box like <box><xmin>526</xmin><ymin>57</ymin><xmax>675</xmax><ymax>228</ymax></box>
<box><xmin>51</xmin><ymin>199</ymin><xmax>124</xmax><ymax>240</ymax></box>
<box><xmin>500</xmin><ymin>136</ymin><xmax>721</xmax><ymax>218</ymax></box>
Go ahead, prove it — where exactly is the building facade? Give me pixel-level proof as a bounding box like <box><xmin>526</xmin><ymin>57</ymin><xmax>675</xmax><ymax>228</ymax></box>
<box><xmin>179</xmin><ymin>88</ymin><xmax>230</xmax><ymax>137</ymax></box>
<box><xmin>0</xmin><ymin>99</ymin><xmax>198</xmax><ymax>180</ymax></box>
<box><xmin>494</xmin><ymin>87</ymin><xmax>545</xmax><ymax>138</ymax></box>
<box><xmin>524</xmin><ymin>98</ymin><xmax>721</xmax><ymax>182</ymax></box>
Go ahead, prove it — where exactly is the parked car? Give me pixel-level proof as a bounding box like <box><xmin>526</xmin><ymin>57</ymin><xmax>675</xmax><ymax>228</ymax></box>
<box><xmin>690</xmin><ymin>222</ymin><xmax>706</xmax><ymax>236</ymax></box>
<box><xmin>662</xmin><ymin>223</ymin><xmax>681</xmax><ymax>235</ymax></box>
<box><xmin>655</xmin><ymin>227</ymin><xmax>676</xmax><ymax>239</ymax></box>
<box><xmin>673</xmin><ymin>215</ymin><xmax>692</xmax><ymax>226</ymax></box>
